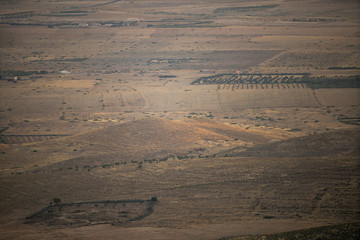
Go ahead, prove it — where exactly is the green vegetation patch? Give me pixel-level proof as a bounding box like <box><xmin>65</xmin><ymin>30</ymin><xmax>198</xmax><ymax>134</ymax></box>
<box><xmin>58</xmin><ymin>10</ymin><xmax>88</xmax><ymax>14</ymax></box>
<box><xmin>0</xmin><ymin>70</ymin><xmax>39</xmax><ymax>77</ymax></box>
<box><xmin>338</xmin><ymin>117</ymin><xmax>360</xmax><ymax>126</ymax></box>
<box><xmin>0</xmin><ymin>11</ymin><xmax>34</xmax><ymax>19</ymax></box>
<box><xmin>214</xmin><ymin>4</ymin><xmax>279</xmax><ymax>13</ymax></box>
<box><xmin>305</xmin><ymin>76</ymin><xmax>360</xmax><ymax>89</ymax></box>
<box><xmin>40</xmin><ymin>13</ymin><xmax>88</xmax><ymax>17</ymax></box>
<box><xmin>46</xmin><ymin>57</ymin><xmax>88</xmax><ymax>62</ymax></box>
<box><xmin>150</xmin><ymin>21</ymin><xmax>216</xmax><ymax>28</ymax></box>
<box><xmin>159</xmin><ymin>75</ymin><xmax>177</xmax><ymax>78</ymax></box>
<box><xmin>328</xmin><ymin>67</ymin><xmax>360</xmax><ymax>70</ymax></box>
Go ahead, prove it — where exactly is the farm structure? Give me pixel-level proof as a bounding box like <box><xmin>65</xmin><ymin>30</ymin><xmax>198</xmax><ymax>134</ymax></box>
<box><xmin>25</xmin><ymin>198</ymin><xmax>157</xmax><ymax>227</ymax></box>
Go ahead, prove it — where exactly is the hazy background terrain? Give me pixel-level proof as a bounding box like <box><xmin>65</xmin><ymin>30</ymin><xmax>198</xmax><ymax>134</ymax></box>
<box><xmin>0</xmin><ymin>0</ymin><xmax>359</xmax><ymax>239</ymax></box>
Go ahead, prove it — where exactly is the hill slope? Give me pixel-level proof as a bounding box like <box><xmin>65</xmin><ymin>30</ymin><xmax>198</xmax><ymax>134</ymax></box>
<box><xmin>1</xmin><ymin>118</ymin><xmax>266</xmax><ymax>171</ymax></box>
<box><xmin>227</xmin><ymin>128</ymin><xmax>360</xmax><ymax>158</ymax></box>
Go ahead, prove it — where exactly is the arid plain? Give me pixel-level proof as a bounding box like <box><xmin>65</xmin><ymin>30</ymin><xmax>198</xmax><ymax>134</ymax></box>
<box><xmin>0</xmin><ymin>0</ymin><xmax>359</xmax><ymax>239</ymax></box>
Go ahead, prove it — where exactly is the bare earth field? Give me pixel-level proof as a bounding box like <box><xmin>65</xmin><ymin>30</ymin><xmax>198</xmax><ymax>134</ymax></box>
<box><xmin>0</xmin><ymin>0</ymin><xmax>359</xmax><ymax>239</ymax></box>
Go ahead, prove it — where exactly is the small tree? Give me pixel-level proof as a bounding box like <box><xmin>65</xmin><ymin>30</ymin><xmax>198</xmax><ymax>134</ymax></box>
<box><xmin>53</xmin><ymin>197</ymin><xmax>61</xmax><ymax>205</ymax></box>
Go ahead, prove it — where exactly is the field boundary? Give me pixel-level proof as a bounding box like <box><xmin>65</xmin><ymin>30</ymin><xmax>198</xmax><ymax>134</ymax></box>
<box><xmin>25</xmin><ymin>198</ymin><xmax>158</xmax><ymax>227</ymax></box>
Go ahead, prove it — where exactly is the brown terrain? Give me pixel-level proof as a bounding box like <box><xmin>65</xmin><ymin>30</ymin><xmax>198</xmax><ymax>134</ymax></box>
<box><xmin>0</xmin><ymin>0</ymin><xmax>359</xmax><ymax>239</ymax></box>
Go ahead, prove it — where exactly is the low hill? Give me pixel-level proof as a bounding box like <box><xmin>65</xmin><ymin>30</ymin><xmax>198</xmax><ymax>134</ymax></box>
<box><xmin>227</xmin><ymin>128</ymin><xmax>360</xmax><ymax>158</ymax></box>
<box><xmin>1</xmin><ymin>118</ymin><xmax>267</xmax><ymax>171</ymax></box>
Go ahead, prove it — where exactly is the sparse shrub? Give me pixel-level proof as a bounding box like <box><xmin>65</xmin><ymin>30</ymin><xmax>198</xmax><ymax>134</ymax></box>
<box><xmin>101</xmin><ymin>163</ymin><xmax>112</xmax><ymax>168</ymax></box>
<box><xmin>138</xmin><ymin>162</ymin><xmax>143</xmax><ymax>168</ymax></box>
<box><xmin>288</xmin><ymin>128</ymin><xmax>302</xmax><ymax>132</ymax></box>
<box><xmin>53</xmin><ymin>198</ymin><xmax>61</xmax><ymax>205</ymax></box>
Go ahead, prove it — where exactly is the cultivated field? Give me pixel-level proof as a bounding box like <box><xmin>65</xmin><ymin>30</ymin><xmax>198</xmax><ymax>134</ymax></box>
<box><xmin>0</xmin><ymin>0</ymin><xmax>359</xmax><ymax>239</ymax></box>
